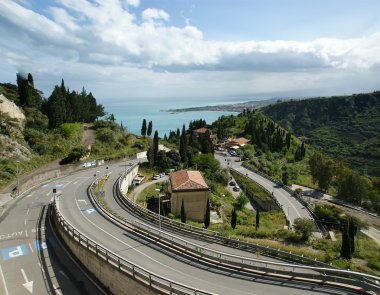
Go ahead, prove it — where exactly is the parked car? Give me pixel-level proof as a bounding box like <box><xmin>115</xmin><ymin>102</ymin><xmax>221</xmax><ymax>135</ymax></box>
<box><xmin>153</xmin><ymin>174</ymin><xmax>161</xmax><ymax>180</ymax></box>
<box><xmin>233</xmin><ymin>185</ymin><xmax>240</xmax><ymax>192</ymax></box>
<box><xmin>229</xmin><ymin>181</ymin><xmax>236</xmax><ymax>186</ymax></box>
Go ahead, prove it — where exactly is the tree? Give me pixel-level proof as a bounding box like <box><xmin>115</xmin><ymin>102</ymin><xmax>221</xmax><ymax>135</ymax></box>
<box><xmin>233</xmin><ymin>193</ymin><xmax>248</xmax><ymax>210</ymax></box>
<box><xmin>180</xmin><ymin>199</ymin><xmax>186</xmax><ymax>223</ymax></box>
<box><xmin>337</xmin><ymin>171</ymin><xmax>367</xmax><ymax>205</ymax></box>
<box><xmin>147</xmin><ymin>121</ymin><xmax>153</xmax><ymax>137</ymax></box>
<box><xmin>204</xmin><ymin>199</ymin><xmax>210</xmax><ymax>229</ymax></box>
<box><xmin>141</xmin><ymin>119</ymin><xmax>147</xmax><ymax>137</ymax></box>
<box><xmin>255</xmin><ymin>208</ymin><xmax>260</xmax><ymax>230</ymax></box>
<box><xmin>308</xmin><ymin>152</ymin><xmax>334</xmax><ymax>192</ymax></box>
<box><xmin>340</xmin><ymin>225</ymin><xmax>352</xmax><ymax>259</ymax></box>
<box><xmin>293</xmin><ymin>218</ymin><xmax>314</xmax><ymax>241</ymax></box>
<box><xmin>153</xmin><ymin>130</ymin><xmax>159</xmax><ymax>165</ymax></box>
<box><xmin>231</xmin><ymin>208</ymin><xmax>237</xmax><ymax>229</ymax></box>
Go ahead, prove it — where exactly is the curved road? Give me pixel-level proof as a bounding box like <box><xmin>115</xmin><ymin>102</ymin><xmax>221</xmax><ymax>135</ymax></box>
<box><xmin>215</xmin><ymin>154</ymin><xmax>314</xmax><ymax>229</ymax></box>
<box><xmin>1</xmin><ymin>161</ymin><xmax>350</xmax><ymax>294</ymax></box>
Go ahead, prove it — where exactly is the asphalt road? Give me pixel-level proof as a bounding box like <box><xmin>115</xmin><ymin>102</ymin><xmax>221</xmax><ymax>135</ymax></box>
<box><xmin>1</xmin><ymin>161</ymin><xmax>351</xmax><ymax>295</ymax></box>
<box><xmin>0</xmin><ymin>172</ymin><xmax>106</xmax><ymax>295</ymax></box>
<box><xmin>57</xmin><ymin>162</ymin><xmax>351</xmax><ymax>295</ymax></box>
<box><xmin>215</xmin><ymin>154</ymin><xmax>314</xmax><ymax>229</ymax></box>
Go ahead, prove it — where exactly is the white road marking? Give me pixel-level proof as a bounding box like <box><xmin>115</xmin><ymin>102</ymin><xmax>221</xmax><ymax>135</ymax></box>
<box><xmin>74</xmin><ymin>199</ymin><xmax>234</xmax><ymax>291</ymax></box>
<box><xmin>73</xmin><ymin>181</ymin><xmax>78</xmax><ymax>185</ymax></box>
<box><xmin>77</xmin><ymin>199</ymin><xmax>87</xmax><ymax>205</ymax></box>
<box><xmin>59</xmin><ymin>270</ymin><xmax>69</xmax><ymax>279</ymax></box>
<box><xmin>46</xmin><ymin>191</ymin><xmax>51</xmax><ymax>196</ymax></box>
<box><xmin>26</xmin><ymin>208</ymin><xmax>30</xmax><ymax>215</ymax></box>
<box><xmin>25</xmin><ymin>230</ymin><xmax>28</xmax><ymax>237</ymax></box>
<box><xmin>24</xmin><ymin>219</ymin><xmax>27</xmax><ymax>225</ymax></box>
<box><xmin>0</xmin><ymin>265</ymin><xmax>9</xmax><ymax>295</ymax></box>
<box><xmin>28</xmin><ymin>243</ymin><xmax>34</xmax><ymax>253</ymax></box>
<box><xmin>21</xmin><ymin>269</ymin><xmax>33</xmax><ymax>293</ymax></box>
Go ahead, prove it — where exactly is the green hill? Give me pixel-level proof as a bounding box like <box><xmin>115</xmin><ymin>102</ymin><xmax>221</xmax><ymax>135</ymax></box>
<box><xmin>262</xmin><ymin>92</ymin><xmax>380</xmax><ymax>176</ymax></box>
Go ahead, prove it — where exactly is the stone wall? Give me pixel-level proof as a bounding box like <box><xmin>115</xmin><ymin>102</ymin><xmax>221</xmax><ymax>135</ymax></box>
<box><xmin>53</xmin><ymin>214</ymin><xmax>159</xmax><ymax>295</ymax></box>
<box><xmin>120</xmin><ymin>165</ymin><xmax>139</xmax><ymax>195</ymax></box>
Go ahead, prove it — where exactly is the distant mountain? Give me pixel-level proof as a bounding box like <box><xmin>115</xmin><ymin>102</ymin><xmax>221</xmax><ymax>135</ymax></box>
<box><xmin>262</xmin><ymin>92</ymin><xmax>380</xmax><ymax>176</ymax></box>
<box><xmin>165</xmin><ymin>98</ymin><xmax>282</xmax><ymax>113</ymax></box>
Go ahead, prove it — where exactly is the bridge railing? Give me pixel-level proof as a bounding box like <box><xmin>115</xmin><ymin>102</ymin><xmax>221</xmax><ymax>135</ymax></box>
<box><xmin>51</xmin><ymin>199</ymin><xmax>216</xmax><ymax>295</ymax></box>
<box><xmin>117</xmin><ymin>168</ymin><xmax>331</xmax><ymax>267</ymax></box>
<box><xmin>89</xmin><ymin>175</ymin><xmax>380</xmax><ymax>294</ymax></box>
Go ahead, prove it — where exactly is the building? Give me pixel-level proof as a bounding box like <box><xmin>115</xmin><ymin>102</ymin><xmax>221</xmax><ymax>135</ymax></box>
<box><xmin>225</xmin><ymin>137</ymin><xmax>250</xmax><ymax>149</ymax></box>
<box><xmin>169</xmin><ymin>170</ymin><xmax>210</xmax><ymax>222</ymax></box>
<box><xmin>193</xmin><ymin>127</ymin><xmax>218</xmax><ymax>145</ymax></box>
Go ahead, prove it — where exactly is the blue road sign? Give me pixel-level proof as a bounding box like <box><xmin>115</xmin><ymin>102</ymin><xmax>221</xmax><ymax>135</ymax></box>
<box><xmin>1</xmin><ymin>244</ymin><xmax>28</xmax><ymax>261</ymax></box>
<box><xmin>34</xmin><ymin>240</ymin><xmax>47</xmax><ymax>251</ymax></box>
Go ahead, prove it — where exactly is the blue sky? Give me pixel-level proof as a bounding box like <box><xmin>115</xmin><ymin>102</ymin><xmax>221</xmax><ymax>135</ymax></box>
<box><xmin>0</xmin><ymin>0</ymin><xmax>379</xmax><ymax>101</ymax></box>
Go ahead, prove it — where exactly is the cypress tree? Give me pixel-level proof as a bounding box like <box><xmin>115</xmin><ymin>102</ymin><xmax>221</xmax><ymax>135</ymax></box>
<box><xmin>340</xmin><ymin>225</ymin><xmax>352</xmax><ymax>259</ymax></box>
<box><xmin>286</xmin><ymin>133</ymin><xmax>291</xmax><ymax>150</ymax></box>
<box><xmin>153</xmin><ymin>130</ymin><xmax>159</xmax><ymax>165</ymax></box>
<box><xmin>204</xmin><ymin>199</ymin><xmax>210</xmax><ymax>229</ymax></box>
<box><xmin>147</xmin><ymin>121</ymin><xmax>153</xmax><ymax>137</ymax></box>
<box><xmin>231</xmin><ymin>208</ymin><xmax>237</xmax><ymax>230</ymax></box>
<box><xmin>141</xmin><ymin>119</ymin><xmax>147</xmax><ymax>137</ymax></box>
<box><xmin>255</xmin><ymin>208</ymin><xmax>260</xmax><ymax>230</ymax></box>
<box><xmin>180</xmin><ymin>199</ymin><xmax>186</xmax><ymax>223</ymax></box>
<box><xmin>348</xmin><ymin>218</ymin><xmax>356</xmax><ymax>255</ymax></box>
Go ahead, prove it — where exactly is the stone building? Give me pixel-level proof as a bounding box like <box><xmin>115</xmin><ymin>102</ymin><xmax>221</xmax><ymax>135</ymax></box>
<box><xmin>169</xmin><ymin>170</ymin><xmax>209</xmax><ymax>222</ymax></box>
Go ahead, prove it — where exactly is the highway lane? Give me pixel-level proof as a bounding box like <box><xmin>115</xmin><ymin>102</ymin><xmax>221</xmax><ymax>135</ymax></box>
<box><xmin>0</xmin><ymin>171</ymin><xmax>107</xmax><ymax>295</ymax></box>
<box><xmin>57</xmin><ymin>162</ymin><xmax>351</xmax><ymax>295</ymax></box>
<box><xmin>215</xmin><ymin>154</ymin><xmax>313</xmax><ymax>228</ymax></box>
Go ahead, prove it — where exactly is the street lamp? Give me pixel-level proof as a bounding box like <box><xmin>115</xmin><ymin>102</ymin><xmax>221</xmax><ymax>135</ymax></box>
<box><xmin>155</xmin><ymin>188</ymin><xmax>161</xmax><ymax>232</ymax></box>
<box><xmin>16</xmin><ymin>161</ymin><xmax>20</xmax><ymax>195</ymax></box>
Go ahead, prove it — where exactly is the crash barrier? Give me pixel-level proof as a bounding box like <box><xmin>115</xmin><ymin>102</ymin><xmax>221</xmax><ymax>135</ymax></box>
<box><xmin>240</xmin><ymin>163</ymin><xmax>329</xmax><ymax>237</ymax></box>
<box><xmin>116</xmin><ymin>168</ymin><xmax>330</xmax><ymax>268</ymax></box>
<box><xmin>51</xmin><ymin>200</ymin><xmax>215</xmax><ymax>295</ymax></box>
<box><xmin>90</xmin><ymin>175</ymin><xmax>380</xmax><ymax>294</ymax></box>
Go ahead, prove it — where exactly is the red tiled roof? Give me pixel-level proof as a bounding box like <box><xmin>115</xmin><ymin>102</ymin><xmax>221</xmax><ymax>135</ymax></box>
<box><xmin>170</xmin><ymin>170</ymin><xmax>209</xmax><ymax>191</ymax></box>
<box><xmin>229</xmin><ymin>137</ymin><xmax>250</xmax><ymax>145</ymax></box>
<box><xmin>193</xmin><ymin>127</ymin><xmax>208</xmax><ymax>134</ymax></box>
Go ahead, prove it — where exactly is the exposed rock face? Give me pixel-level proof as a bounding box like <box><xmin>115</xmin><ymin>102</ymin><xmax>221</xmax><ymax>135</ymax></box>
<box><xmin>0</xmin><ymin>94</ymin><xmax>26</xmax><ymax>128</ymax></box>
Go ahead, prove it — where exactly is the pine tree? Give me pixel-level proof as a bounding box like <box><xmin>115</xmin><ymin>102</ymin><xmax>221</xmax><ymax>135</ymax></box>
<box><xmin>204</xmin><ymin>199</ymin><xmax>210</xmax><ymax>229</ymax></box>
<box><xmin>231</xmin><ymin>208</ymin><xmax>237</xmax><ymax>229</ymax></box>
<box><xmin>180</xmin><ymin>199</ymin><xmax>186</xmax><ymax>223</ymax></box>
<box><xmin>141</xmin><ymin>119</ymin><xmax>147</xmax><ymax>137</ymax></box>
<box><xmin>255</xmin><ymin>208</ymin><xmax>260</xmax><ymax>230</ymax></box>
<box><xmin>147</xmin><ymin>121</ymin><xmax>153</xmax><ymax>137</ymax></box>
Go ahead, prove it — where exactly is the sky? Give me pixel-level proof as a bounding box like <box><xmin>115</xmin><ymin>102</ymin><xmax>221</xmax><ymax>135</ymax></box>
<box><xmin>0</xmin><ymin>0</ymin><xmax>380</xmax><ymax>103</ymax></box>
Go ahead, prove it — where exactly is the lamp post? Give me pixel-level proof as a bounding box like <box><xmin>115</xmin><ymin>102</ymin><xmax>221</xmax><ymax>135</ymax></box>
<box><xmin>16</xmin><ymin>161</ymin><xmax>20</xmax><ymax>195</ymax></box>
<box><xmin>155</xmin><ymin>188</ymin><xmax>161</xmax><ymax>232</ymax></box>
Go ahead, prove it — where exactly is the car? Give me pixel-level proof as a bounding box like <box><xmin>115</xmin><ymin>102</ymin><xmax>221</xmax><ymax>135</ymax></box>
<box><xmin>233</xmin><ymin>186</ymin><xmax>240</xmax><ymax>192</ymax></box>
<box><xmin>229</xmin><ymin>181</ymin><xmax>236</xmax><ymax>186</ymax></box>
<box><xmin>153</xmin><ymin>174</ymin><xmax>161</xmax><ymax>180</ymax></box>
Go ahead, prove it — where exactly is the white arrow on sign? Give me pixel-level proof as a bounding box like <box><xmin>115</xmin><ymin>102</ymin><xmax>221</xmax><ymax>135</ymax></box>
<box><xmin>21</xmin><ymin>269</ymin><xmax>33</xmax><ymax>293</ymax></box>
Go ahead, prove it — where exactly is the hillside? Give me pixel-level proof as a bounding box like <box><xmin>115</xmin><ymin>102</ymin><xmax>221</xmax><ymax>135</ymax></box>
<box><xmin>262</xmin><ymin>92</ymin><xmax>380</xmax><ymax>176</ymax></box>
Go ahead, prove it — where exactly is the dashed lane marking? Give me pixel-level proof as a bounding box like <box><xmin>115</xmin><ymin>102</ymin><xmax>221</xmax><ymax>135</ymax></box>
<box><xmin>0</xmin><ymin>265</ymin><xmax>9</xmax><ymax>295</ymax></box>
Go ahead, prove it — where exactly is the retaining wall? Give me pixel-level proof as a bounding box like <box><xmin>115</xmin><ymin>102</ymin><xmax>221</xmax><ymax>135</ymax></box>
<box><xmin>53</xmin><ymin>213</ymin><xmax>159</xmax><ymax>295</ymax></box>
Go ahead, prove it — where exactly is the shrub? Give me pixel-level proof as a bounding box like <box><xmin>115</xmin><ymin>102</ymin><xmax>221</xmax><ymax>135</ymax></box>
<box><xmin>293</xmin><ymin>218</ymin><xmax>315</xmax><ymax>241</ymax></box>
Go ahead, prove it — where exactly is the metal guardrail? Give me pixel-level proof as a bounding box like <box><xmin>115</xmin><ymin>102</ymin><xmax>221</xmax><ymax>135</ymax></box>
<box><xmin>51</xmin><ymin>199</ymin><xmax>215</xmax><ymax>295</ymax></box>
<box><xmin>90</xmin><ymin>173</ymin><xmax>380</xmax><ymax>293</ymax></box>
<box><xmin>240</xmin><ymin>163</ymin><xmax>329</xmax><ymax>237</ymax></box>
<box><xmin>116</xmin><ymin>168</ymin><xmax>332</xmax><ymax>268</ymax></box>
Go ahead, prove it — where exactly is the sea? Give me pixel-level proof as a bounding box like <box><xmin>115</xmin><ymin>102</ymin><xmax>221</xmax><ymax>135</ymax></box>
<box><xmin>103</xmin><ymin>97</ymin><xmax>247</xmax><ymax>137</ymax></box>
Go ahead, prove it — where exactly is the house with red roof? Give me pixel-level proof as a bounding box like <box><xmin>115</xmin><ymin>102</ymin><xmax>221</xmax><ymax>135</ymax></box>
<box><xmin>169</xmin><ymin>170</ymin><xmax>210</xmax><ymax>221</ymax></box>
<box><xmin>192</xmin><ymin>127</ymin><xmax>218</xmax><ymax>145</ymax></box>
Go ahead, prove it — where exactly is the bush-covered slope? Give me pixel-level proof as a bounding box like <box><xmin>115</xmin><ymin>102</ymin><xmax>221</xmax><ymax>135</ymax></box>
<box><xmin>262</xmin><ymin>92</ymin><xmax>380</xmax><ymax>176</ymax></box>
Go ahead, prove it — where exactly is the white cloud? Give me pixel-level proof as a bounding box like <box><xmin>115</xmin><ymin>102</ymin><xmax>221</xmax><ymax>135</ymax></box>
<box><xmin>0</xmin><ymin>0</ymin><xmax>379</xmax><ymax>99</ymax></box>
<box><xmin>125</xmin><ymin>0</ymin><xmax>139</xmax><ymax>8</ymax></box>
<box><xmin>142</xmin><ymin>8</ymin><xmax>170</xmax><ymax>23</ymax></box>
